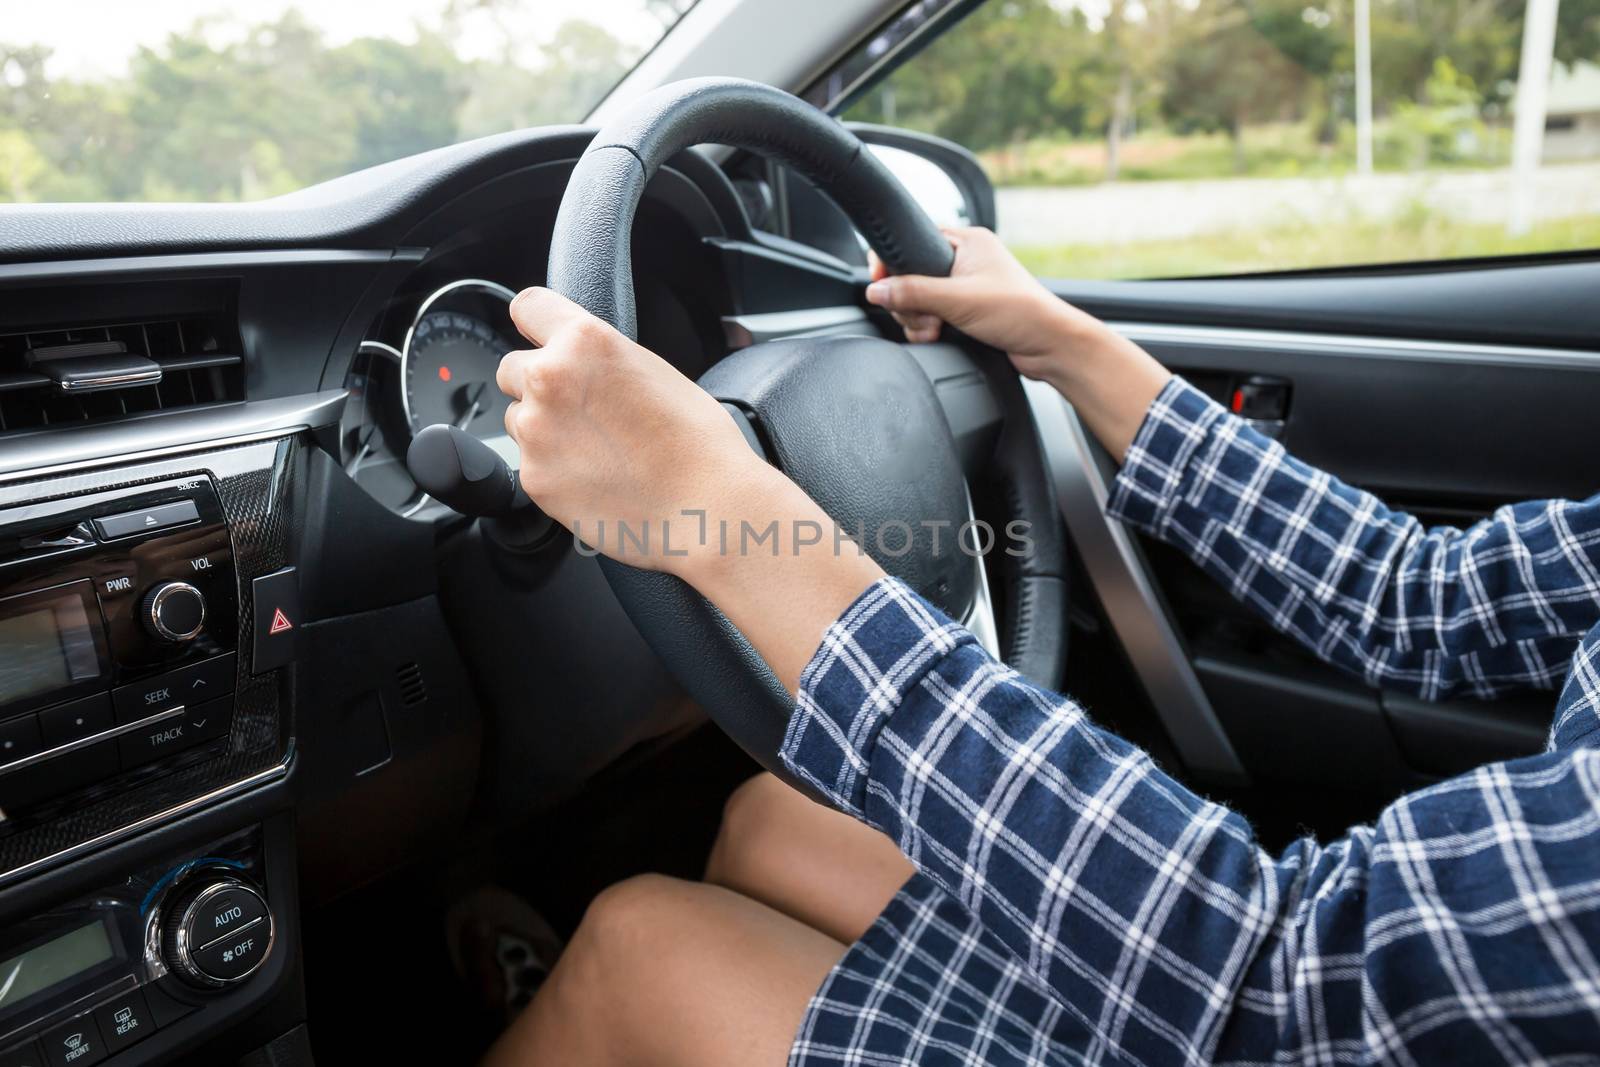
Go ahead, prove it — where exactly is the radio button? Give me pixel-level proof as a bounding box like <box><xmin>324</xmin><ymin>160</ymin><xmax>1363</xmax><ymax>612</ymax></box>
<box><xmin>91</xmin><ymin>500</ymin><xmax>198</xmax><ymax>542</ymax></box>
<box><xmin>0</xmin><ymin>716</ymin><xmax>42</xmax><ymax>767</ymax></box>
<box><xmin>39</xmin><ymin>1015</ymin><xmax>106</xmax><ymax>1067</ymax></box>
<box><xmin>0</xmin><ymin>741</ymin><xmax>117</xmax><ymax>812</ymax></box>
<box><xmin>100</xmin><ymin>574</ymin><xmax>136</xmax><ymax>599</ymax></box>
<box><xmin>112</xmin><ymin>654</ymin><xmax>236</xmax><ymax>722</ymax></box>
<box><xmin>116</xmin><ymin>697</ymin><xmax>233</xmax><ymax>770</ymax></box>
<box><xmin>38</xmin><ymin>694</ymin><xmax>112</xmax><ymax>748</ymax></box>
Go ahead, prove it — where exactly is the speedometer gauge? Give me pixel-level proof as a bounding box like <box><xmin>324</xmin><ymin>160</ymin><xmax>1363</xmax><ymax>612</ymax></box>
<box><xmin>401</xmin><ymin>279</ymin><xmax>519</xmax><ymax>438</ymax></box>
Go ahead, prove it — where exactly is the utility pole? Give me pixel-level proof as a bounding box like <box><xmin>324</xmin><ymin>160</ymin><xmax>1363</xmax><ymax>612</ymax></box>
<box><xmin>1355</xmin><ymin>0</ymin><xmax>1373</xmax><ymax>175</ymax></box>
<box><xmin>1509</xmin><ymin>0</ymin><xmax>1560</xmax><ymax>235</ymax></box>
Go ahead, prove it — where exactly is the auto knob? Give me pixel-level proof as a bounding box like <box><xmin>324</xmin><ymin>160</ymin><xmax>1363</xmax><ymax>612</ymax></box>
<box><xmin>141</xmin><ymin>581</ymin><xmax>206</xmax><ymax>642</ymax></box>
<box><xmin>160</xmin><ymin>876</ymin><xmax>274</xmax><ymax>988</ymax></box>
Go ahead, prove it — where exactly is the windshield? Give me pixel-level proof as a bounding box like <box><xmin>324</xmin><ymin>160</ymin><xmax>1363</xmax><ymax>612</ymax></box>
<box><xmin>0</xmin><ymin>1</ymin><xmax>695</xmax><ymax>203</ymax></box>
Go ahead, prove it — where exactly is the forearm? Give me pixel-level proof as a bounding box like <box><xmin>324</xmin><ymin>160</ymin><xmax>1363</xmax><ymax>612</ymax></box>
<box><xmin>784</xmin><ymin>578</ymin><xmax>1600</xmax><ymax>1064</ymax></box>
<box><xmin>1107</xmin><ymin>375</ymin><xmax>1600</xmax><ymax>698</ymax></box>
<box><xmin>1021</xmin><ymin>298</ymin><xmax>1171</xmax><ymax>463</ymax></box>
<box><xmin>779</xmin><ymin>576</ymin><xmax>1296</xmax><ymax>1061</ymax></box>
<box><xmin>675</xmin><ymin>461</ymin><xmax>886</xmax><ymax>695</ymax></box>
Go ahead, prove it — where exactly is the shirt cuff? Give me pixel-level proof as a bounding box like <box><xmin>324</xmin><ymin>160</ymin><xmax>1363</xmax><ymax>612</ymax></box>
<box><xmin>1106</xmin><ymin>375</ymin><xmax>1227</xmax><ymax>534</ymax></box>
<box><xmin>779</xmin><ymin>576</ymin><xmax>974</xmax><ymax>820</ymax></box>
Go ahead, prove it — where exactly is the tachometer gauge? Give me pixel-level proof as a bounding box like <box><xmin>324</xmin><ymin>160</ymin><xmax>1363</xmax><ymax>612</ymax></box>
<box><xmin>401</xmin><ymin>279</ymin><xmax>519</xmax><ymax>440</ymax></box>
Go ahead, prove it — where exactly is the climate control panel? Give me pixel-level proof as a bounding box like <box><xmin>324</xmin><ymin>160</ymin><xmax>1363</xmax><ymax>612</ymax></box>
<box><xmin>0</xmin><ymin>831</ymin><xmax>278</xmax><ymax>1067</ymax></box>
<box><xmin>160</xmin><ymin>877</ymin><xmax>273</xmax><ymax>989</ymax></box>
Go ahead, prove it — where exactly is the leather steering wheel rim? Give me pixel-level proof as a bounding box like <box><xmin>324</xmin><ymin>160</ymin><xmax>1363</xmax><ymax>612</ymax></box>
<box><xmin>547</xmin><ymin>77</ymin><xmax>1068</xmax><ymax>793</ymax></box>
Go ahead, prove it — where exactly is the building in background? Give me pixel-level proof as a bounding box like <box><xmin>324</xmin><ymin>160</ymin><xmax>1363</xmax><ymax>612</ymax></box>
<box><xmin>1543</xmin><ymin>61</ymin><xmax>1600</xmax><ymax>161</ymax></box>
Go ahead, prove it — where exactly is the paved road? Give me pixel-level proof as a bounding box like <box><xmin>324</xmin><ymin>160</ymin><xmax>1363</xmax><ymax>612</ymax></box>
<box><xmin>994</xmin><ymin>162</ymin><xmax>1600</xmax><ymax>245</ymax></box>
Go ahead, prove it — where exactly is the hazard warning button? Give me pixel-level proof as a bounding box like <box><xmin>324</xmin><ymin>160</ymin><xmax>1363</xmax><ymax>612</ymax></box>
<box><xmin>251</xmin><ymin>566</ymin><xmax>302</xmax><ymax>675</ymax></box>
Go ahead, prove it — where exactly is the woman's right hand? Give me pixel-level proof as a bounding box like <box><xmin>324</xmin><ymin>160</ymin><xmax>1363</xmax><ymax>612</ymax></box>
<box><xmin>865</xmin><ymin>226</ymin><xmax>1104</xmax><ymax>387</ymax></box>
<box><xmin>867</xmin><ymin>226</ymin><xmax>1171</xmax><ymax>462</ymax></box>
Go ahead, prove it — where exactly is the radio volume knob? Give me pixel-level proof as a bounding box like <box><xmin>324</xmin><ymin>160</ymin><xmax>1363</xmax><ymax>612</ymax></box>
<box><xmin>142</xmin><ymin>581</ymin><xmax>206</xmax><ymax>642</ymax></box>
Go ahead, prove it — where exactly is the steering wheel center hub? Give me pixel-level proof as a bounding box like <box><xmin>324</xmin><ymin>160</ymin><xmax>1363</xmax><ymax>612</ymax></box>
<box><xmin>703</xmin><ymin>335</ymin><xmax>976</xmax><ymax>616</ymax></box>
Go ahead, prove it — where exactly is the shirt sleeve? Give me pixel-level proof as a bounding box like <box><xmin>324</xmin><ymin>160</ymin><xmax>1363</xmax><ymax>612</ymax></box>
<box><xmin>1107</xmin><ymin>376</ymin><xmax>1600</xmax><ymax>701</ymax></box>
<box><xmin>781</xmin><ymin>577</ymin><xmax>1600</xmax><ymax>1063</ymax></box>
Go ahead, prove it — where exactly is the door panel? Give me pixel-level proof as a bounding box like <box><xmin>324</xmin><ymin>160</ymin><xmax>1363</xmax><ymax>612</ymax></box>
<box><xmin>1058</xmin><ymin>259</ymin><xmax>1600</xmax><ymax>351</ymax></box>
<box><xmin>1041</xmin><ymin>265</ymin><xmax>1600</xmax><ymax>797</ymax></box>
<box><xmin>1118</xmin><ymin>323</ymin><xmax>1600</xmax><ymax>503</ymax></box>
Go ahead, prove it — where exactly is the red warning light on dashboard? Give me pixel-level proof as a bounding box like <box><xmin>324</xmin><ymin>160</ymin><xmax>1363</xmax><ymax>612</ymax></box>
<box><xmin>438</xmin><ymin>365</ymin><xmax>452</xmax><ymax>382</ymax></box>
<box><xmin>268</xmin><ymin>607</ymin><xmax>294</xmax><ymax>635</ymax></box>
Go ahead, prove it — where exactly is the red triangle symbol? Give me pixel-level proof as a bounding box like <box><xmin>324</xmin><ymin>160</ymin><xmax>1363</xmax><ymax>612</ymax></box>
<box><xmin>268</xmin><ymin>607</ymin><xmax>294</xmax><ymax>635</ymax></box>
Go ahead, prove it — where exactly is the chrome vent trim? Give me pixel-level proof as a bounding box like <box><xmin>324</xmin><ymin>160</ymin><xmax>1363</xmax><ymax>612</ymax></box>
<box><xmin>0</xmin><ymin>390</ymin><xmax>348</xmax><ymax>483</ymax></box>
<box><xmin>0</xmin><ymin>317</ymin><xmax>245</xmax><ymax>434</ymax></box>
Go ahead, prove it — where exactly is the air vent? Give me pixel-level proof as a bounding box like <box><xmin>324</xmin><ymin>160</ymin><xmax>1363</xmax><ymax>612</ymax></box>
<box><xmin>0</xmin><ymin>316</ymin><xmax>244</xmax><ymax>435</ymax></box>
<box><xmin>395</xmin><ymin>662</ymin><xmax>428</xmax><ymax>708</ymax></box>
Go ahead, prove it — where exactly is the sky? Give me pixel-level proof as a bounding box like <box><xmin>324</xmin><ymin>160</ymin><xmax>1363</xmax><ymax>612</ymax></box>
<box><xmin>1</xmin><ymin>0</ymin><xmax>677</xmax><ymax>79</ymax></box>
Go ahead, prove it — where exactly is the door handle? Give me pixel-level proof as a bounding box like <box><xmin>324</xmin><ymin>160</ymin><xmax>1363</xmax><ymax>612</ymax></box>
<box><xmin>1230</xmin><ymin>375</ymin><xmax>1290</xmax><ymax>438</ymax></box>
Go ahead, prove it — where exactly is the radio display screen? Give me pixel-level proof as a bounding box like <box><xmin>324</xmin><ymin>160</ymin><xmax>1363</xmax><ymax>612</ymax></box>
<box><xmin>0</xmin><ymin>921</ymin><xmax>115</xmax><ymax>1011</ymax></box>
<box><xmin>0</xmin><ymin>585</ymin><xmax>103</xmax><ymax>709</ymax></box>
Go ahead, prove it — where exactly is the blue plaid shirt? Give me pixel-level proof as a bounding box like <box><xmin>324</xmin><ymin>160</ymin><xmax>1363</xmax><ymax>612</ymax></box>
<box><xmin>781</xmin><ymin>377</ymin><xmax>1600</xmax><ymax>1066</ymax></box>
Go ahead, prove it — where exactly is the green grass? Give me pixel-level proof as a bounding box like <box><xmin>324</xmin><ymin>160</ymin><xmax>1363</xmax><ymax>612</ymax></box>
<box><xmin>1010</xmin><ymin>213</ymin><xmax>1600</xmax><ymax>280</ymax></box>
<box><xmin>981</xmin><ymin>122</ymin><xmax>1513</xmax><ymax>187</ymax></box>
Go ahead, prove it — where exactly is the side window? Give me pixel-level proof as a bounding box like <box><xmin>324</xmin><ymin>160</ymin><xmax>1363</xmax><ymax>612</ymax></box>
<box><xmin>837</xmin><ymin>0</ymin><xmax>1600</xmax><ymax>279</ymax></box>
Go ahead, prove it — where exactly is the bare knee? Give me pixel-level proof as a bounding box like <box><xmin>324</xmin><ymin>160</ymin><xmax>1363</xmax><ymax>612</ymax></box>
<box><xmin>488</xmin><ymin>875</ymin><xmax>708</xmax><ymax>1066</ymax></box>
<box><xmin>567</xmin><ymin>872</ymin><xmax>687</xmax><ymax>983</ymax></box>
<box><xmin>706</xmin><ymin>773</ymin><xmax>793</xmax><ymax>887</ymax></box>
<box><xmin>519</xmin><ymin>876</ymin><xmax>687</xmax><ymax>1054</ymax></box>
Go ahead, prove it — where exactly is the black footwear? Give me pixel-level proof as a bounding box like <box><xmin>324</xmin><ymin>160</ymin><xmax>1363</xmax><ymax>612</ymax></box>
<box><xmin>445</xmin><ymin>885</ymin><xmax>565</xmax><ymax>1024</ymax></box>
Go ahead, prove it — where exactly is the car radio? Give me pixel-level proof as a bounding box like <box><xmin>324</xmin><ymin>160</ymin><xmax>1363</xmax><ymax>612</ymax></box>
<box><xmin>0</xmin><ymin>476</ymin><xmax>239</xmax><ymax>819</ymax></box>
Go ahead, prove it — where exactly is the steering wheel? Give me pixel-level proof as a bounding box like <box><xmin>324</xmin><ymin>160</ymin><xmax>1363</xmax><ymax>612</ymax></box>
<box><xmin>547</xmin><ymin>78</ymin><xmax>1068</xmax><ymax>794</ymax></box>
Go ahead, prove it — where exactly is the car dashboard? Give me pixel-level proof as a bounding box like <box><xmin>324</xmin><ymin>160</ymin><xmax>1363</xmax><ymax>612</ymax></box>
<box><xmin>0</xmin><ymin>127</ymin><xmax>866</xmax><ymax>1066</ymax></box>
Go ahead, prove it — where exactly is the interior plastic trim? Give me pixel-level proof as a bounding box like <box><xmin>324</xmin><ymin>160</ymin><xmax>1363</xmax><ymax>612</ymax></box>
<box><xmin>0</xmin><ymin>248</ymin><xmax>404</xmax><ymax>283</ymax></box>
<box><xmin>721</xmin><ymin>305</ymin><xmax>871</xmax><ymax>347</ymax></box>
<box><xmin>963</xmin><ymin>508</ymin><xmax>1001</xmax><ymax>659</ymax></box>
<box><xmin>0</xmin><ymin>758</ymin><xmax>289</xmax><ymax>888</ymax></box>
<box><xmin>1022</xmin><ymin>378</ymin><xmax>1247</xmax><ymax>783</ymax></box>
<box><xmin>1110</xmin><ymin>321</ymin><xmax>1600</xmax><ymax>371</ymax></box>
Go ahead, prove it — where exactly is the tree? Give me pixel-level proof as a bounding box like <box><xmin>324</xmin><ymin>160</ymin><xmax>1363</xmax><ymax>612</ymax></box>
<box><xmin>459</xmin><ymin>20</ymin><xmax>629</xmax><ymax>136</ymax></box>
<box><xmin>848</xmin><ymin>0</ymin><xmax>1102</xmax><ymax>156</ymax></box>
<box><xmin>324</xmin><ymin>32</ymin><xmax>468</xmax><ymax>171</ymax></box>
<box><xmin>1162</xmin><ymin>0</ymin><xmax>1311</xmax><ymax>170</ymax></box>
<box><xmin>0</xmin><ymin>129</ymin><xmax>45</xmax><ymax>200</ymax></box>
<box><xmin>0</xmin><ymin>9</ymin><xmax>638</xmax><ymax>203</ymax></box>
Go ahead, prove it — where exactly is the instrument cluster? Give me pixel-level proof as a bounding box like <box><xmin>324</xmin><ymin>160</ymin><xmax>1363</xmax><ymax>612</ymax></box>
<box><xmin>340</xmin><ymin>279</ymin><xmax>523</xmax><ymax>516</ymax></box>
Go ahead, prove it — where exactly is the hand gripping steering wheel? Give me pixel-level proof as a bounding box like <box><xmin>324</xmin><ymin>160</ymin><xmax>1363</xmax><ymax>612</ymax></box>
<box><xmin>547</xmin><ymin>78</ymin><xmax>1069</xmax><ymax>795</ymax></box>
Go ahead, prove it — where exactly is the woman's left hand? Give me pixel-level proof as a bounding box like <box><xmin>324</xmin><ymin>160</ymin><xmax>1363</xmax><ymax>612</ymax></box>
<box><xmin>496</xmin><ymin>286</ymin><xmax>773</xmax><ymax>577</ymax></box>
<box><xmin>495</xmin><ymin>286</ymin><xmax>884</xmax><ymax>692</ymax></box>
